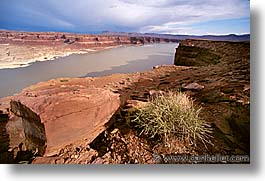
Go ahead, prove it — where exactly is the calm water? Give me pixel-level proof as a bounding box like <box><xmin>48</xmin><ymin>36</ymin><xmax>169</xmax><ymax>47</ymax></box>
<box><xmin>0</xmin><ymin>43</ymin><xmax>178</xmax><ymax>98</ymax></box>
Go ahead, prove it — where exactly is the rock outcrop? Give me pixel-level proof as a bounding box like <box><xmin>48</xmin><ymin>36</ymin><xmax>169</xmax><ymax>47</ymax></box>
<box><xmin>8</xmin><ymin>79</ymin><xmax>120</xmax><ymax>156</ymax></box>
<box><xmin>174</xmin><ymin>39</ymin><xmax>222</xmax><ymax>66</ymax></box>
<box><xmin>182</xmin><ymin>82</ymin><xmax>204</xmax><ymax>91</ymax></box>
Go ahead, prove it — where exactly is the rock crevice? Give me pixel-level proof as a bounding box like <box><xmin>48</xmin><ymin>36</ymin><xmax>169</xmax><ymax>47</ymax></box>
<box><xmin>10</xmin><ymin>100</ymin><xmax>47</xmax><ymax>155</ymax></box>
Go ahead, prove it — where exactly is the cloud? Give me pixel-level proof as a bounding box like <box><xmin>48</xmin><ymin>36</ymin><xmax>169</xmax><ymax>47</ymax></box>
<box><xmin>0</xmin><ymin>0</ymin><xmax>250</xmax><ymax>34</ymax></box>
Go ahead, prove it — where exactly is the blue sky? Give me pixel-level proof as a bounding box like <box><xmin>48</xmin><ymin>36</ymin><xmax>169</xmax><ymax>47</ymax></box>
<box><xmin>0</xmin><ymin>0</ymin><xmax>250</xmax><ymax>35</ymax></box>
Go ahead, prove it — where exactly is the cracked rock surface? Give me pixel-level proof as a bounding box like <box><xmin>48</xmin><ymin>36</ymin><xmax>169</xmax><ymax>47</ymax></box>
<box><xmin>10</xmin><ymin>79</ymin><xmax>120</xmax><ymax>156</ymax></box>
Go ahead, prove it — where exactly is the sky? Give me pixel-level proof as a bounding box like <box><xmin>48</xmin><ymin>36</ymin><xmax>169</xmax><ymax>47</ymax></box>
<box><xmin>0</xmin><ymin>0</ymin><xmax>250</xmax><ymax>35</ymax></box>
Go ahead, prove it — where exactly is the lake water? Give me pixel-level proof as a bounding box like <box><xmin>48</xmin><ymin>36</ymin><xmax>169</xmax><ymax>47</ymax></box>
<box><xmin>0</xmin><ymin>43</ymin><xmax>178</xmax><ymax>98</ymax></box>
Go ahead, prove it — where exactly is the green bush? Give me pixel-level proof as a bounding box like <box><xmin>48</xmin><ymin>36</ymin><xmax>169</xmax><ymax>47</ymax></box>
<box><xmin>131</xmin><ymin>91</ymin><xmax>213</xmax><ymax>147</ymax></box>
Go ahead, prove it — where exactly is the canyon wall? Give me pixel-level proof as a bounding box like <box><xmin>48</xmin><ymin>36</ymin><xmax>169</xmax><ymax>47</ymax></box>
<box><xmin>174</xmin><ymin>39</ymin><xmax>250</xmax><ymax>66</ymax></box>
<box><xmin>0</xmin><ymin>30</ymin><xmax>178</xmax><ymax>48</ymax></box>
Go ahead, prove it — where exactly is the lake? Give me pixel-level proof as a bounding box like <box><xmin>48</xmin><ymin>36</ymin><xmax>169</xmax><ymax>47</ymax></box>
<box><xmin>0</xmin><ymin>43</ymin><xmax>178</xmax><ymax>98</ymax></box>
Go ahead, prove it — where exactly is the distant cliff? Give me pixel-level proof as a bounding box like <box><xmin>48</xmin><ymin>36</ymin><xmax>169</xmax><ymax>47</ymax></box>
<box><xmin>0</xmin><ymin>30</ymin><xmax>179</xmax><ymax>69</ymax></box>
<box><xmin>0</xmin><ymin>30</ymin><xmax>178</xmax><ymax>48</ymax></box>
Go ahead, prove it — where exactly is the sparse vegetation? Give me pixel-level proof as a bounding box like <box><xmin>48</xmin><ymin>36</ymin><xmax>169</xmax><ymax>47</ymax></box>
<box><xmin>131</xmin><ymin>91</ymin><xmax>213</xmax><ymax>147</ymax></box>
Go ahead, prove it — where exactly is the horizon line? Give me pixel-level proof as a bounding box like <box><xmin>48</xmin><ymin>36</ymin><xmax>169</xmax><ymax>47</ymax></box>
<box><xmin>0</xmin><ymin>28</ymin><xmax>250</xmax><ymax>37</ymax></box>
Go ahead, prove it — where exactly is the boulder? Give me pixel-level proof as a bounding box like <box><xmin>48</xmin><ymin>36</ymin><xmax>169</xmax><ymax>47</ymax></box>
<box><xmin>182</xmin><ymin>83</ymin><xmax>204</xmax><ymax>91</ymax></box>
<box><xmin>10</xmin><ymin>80</ymin><xmax>120</xmax><ymax>156</ymax></box>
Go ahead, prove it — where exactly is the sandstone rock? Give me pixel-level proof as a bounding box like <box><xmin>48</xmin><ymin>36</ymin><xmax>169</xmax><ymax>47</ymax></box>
<box><xmin>90</xmin><ymin>151</ymin><xmax>113</xmax><ymax>164</ymax></box>
<box><xmin>0</xmin><ymin>111</ymin><xmax>46</xmax><ymax>161</ymax></box>
<box><xmin>182</xmin><ymin>83</ymin><xmax>204</xmax><ymax>91</ymax></box>
<box><xmin>32</xmin><ymin>145</ymin><xmax>98</xmax><ymax>164</ymax></box>
<box><xmin>10</xmin><ymin>81</ymin><xmax>120</xmax><ymax>156</ymax></box>
<box><xmin>9</xmin><ymin>102</ymin><xmax>47</xmax><ymax>155</ymax></box>
<box><xmin>91</xmin><ymin>157</ymin><xmax>104</xmax><ymax>164</ymax></box>
<box><xmin>1</xmin><ymin>104</ymin><xmax>46</xmax><ymax>163</ymax></box>
<box><xmin>73</xmin><ymin>148</ymin><xmax>98</xmax><ymax>164</ymax></box>
<box><xmin>214</xmin><ymin>110</ymin><xmax>250</xmax><ymax>154</ymax></box>
<box><xmin>55</xmin><ymin>158</ymin><xmax>65</xmax><ymax>164</ymax></box>
<box><xmin>125</xmin><ymin>100</ymin><xmax>149</xmax><ymax>112</ymax></box>
<box><xmin>32</xmin><ymin>156</ymin><xmax>57</xmax><ymax>164</ymax></box>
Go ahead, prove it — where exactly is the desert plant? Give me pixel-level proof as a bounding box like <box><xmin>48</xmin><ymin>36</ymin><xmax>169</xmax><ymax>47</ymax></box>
<box><xmin>131</xmin><ymin>91</ymin><xmax>213</xmax><ymax>147</ymax></box>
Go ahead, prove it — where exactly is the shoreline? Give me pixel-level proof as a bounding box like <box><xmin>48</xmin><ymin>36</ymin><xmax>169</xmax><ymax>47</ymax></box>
<box><xmin>0</xmin><ymin>44</ymin><xmax>125</xmax><ymax>70</ymax></box>
<box><xmin>0</xmin><ymin>30</ymin><xmax>179</xmax><ymax>70</ymax></box>
<box><xmin>0</xmin><ymin>43</ymin><xmax>175</xmax><ymax>70</ymax></box>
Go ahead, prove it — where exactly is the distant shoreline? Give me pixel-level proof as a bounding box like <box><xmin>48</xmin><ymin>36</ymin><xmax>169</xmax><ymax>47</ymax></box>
<box><xmin>0</xmin><ymin>44</ymin><xmax>130</xmax><ymax>70</ymax></box>
<box><xmin>0</xmin><ymin>43</ymin><xmax>173</xmax><ymax>70</ymax></box>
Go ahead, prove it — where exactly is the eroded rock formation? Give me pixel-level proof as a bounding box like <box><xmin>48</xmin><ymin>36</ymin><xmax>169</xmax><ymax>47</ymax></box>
<box><xmin>3</xmin><ymin>79</ymin><xmax>120</xmax><ymax>157</ymax></box>
<box><xmin>0</xmin><ymin>30</ymin><xmax>177</xmax><ymax>48</ymax></box>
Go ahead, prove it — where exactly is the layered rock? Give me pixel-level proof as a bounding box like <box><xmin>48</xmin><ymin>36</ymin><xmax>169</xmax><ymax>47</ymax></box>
<box><xmin>7</xmin><ymin>79</ymin><xmax>120</xmax><ymax>156</ymax></box>
<box><xmin>0</xmin><ymin>30</ymin><xmax>178</xmax><ymax>69</ymax></box>
<box><xmin>0</xmin><ymin>30</ymin><xmax>178</xmax><ymax>48</ymax></box>
<box><xmin>174</xmin><ymin>39</ymin><xmax>222</xmax><ymax>66</ymax></box>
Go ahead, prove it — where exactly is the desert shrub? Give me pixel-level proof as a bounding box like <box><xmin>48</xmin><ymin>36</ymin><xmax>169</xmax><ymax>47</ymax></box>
<box><xmin>131</xmin><ymin>91</ymin><xmax>213</xmax><ymax>147</ymax></box>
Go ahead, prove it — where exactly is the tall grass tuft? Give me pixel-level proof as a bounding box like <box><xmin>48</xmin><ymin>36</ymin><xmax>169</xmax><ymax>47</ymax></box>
<box><xmin>131</xmin><ymin>91</ymin><xmax>213</xmax><ymax>147</ymax></box>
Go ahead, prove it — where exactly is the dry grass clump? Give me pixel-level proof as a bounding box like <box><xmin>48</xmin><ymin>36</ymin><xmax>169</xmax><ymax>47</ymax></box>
<box><xmin>131</xmin><ymin>91</ymin><xmax>213</xmax><ymax>147</ymax></box>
